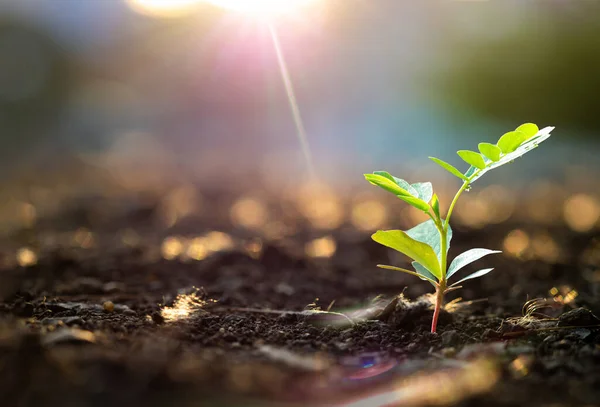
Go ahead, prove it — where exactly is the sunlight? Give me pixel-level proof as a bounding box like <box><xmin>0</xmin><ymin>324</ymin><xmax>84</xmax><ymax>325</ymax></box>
<box><xmin>126</xmin><ymin>0</ymin><xmax>201</xmax><ymax>17</ymax></box>
<box><xmin>204</xmin><ymin>0</ymin><xmax>318</xmax><ymax>17</ymax></box>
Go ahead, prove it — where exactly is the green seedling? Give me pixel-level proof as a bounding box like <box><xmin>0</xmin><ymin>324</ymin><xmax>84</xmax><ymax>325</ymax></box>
<box><xmin>365</xmin><ymin>123</ymin><xmax>554</xmax><ymax>333</ymax></box>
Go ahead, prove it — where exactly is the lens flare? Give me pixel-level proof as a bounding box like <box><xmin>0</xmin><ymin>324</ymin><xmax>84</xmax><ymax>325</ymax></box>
<box><xmin>127</xmin><ymin>0</ymin><xmax>201</xmax><ymax>17</ymax></box>
<box><xmin>204</xmin><ymin>0</ymin><xmax>317</xmax><ymax>17</ymax></box>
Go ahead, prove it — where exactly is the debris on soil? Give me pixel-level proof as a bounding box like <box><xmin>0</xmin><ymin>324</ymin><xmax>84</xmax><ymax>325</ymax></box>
<box><xmin>557</xmin><ymin>307</ymin><xmax>600</xmax><ymax>327</ymax></box>
<box><xmin>40</xmin><ymin>328</ymin><xmax>96</xmax><ymax>347</ymax></box>
<box><xmin>103</xmin><ymin>301</ymin><xmax>115</xmax><ymax>313</ymax></box>
<box><xmin>376</xmin><ymin>293</ymin><xmax>453</xmax><ymax>329</ymax></box>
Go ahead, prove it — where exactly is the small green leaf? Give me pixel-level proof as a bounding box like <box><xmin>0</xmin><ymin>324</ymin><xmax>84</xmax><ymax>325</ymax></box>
<box><xmin>364</xmin><ymin>174</ymin><xmax>410</xmax><ymax>197</ymax></box>
<box><xmin>372</xmin><ymin>230</ymin><xmax>441</xmax><ymax>279</ymax></box>
<box><xmin>447</xmin><ymin>248</ymin><xmax>502</xmax><ymax>279</ymax></box>
<box><xmin>457</xmin><ymin>150</ymin><xmax>486</xmax><ymax>170</ymax></box>
<box><xmin>377</xmin><ymin>264</ymin><xmax>437</xmax><ymax>286</ymax></box>
<box><xmin>397</xmin><ymin>195</ymin><xmax>431</xmax><ymax>212</ymax></box>
<box><xmin>366</xmin><ymin>173</ymin><xmax>430</xmax><ymax>212</ymax></box>
<box><xmin>412</xmin><ymin>261</ymin><xmax>438</xmax><ymax>286</ymax></box>
<box><xmin>411</xmin><ymin>182</ymin><xmax>433</xmax><ymax>203</ymax></box>
<box><xmin>497</xmin><ymin>131</ymin><xmax>527</xmax><ymax>154</ymax></box>
<box><xmin>431</xmin><ymin>194</ymin><xmax>440</xmax><ymax>219</ymax></box>
<box><xmin>515</xmin><ymin>123</ymin><xmax>539</xmax><ymax>140</ymax></box>
<box><xmin>478</xmin><ymin>143</ymin><xmax>501</xmax><ymax>162</ymax></box>
<box><xmin>406</xmin><ymin>219</ymin><xmax>452</xmax><ymax>263</ymax></box>
<box><xmin>372</xmin><ymin>171</ymin><xmax>396</xmax><ymax>183</ymax></box>
<box><xmin>449</xmin><ymin>268</ymin><xmax>494</xmax><ymax>287</ymax></box>
<box><xmin>373</xmin><ymin>172</ymin><xmax>419</xmax><ymax>197</ymax></box>
<box><xmin>429</xmin><ymin>157</ymin><xmax>469</xmax><ymax>181</ymax></box>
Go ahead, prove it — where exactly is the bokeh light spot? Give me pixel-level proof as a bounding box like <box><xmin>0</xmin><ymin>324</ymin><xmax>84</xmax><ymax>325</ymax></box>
<box><xmin>305</xmin><ymin>236</ymin><xmax>336</xmax><ymax>258</ymax></box>
<box><xmin>351</xmin><ymin>200</ymin><xmax>387</xmax><ymax>231</ymax></box>
<box><xmin>203</xmin><ymin>231</ymin><xmax>235</xmax><ymax>252</ymax></box>
<box><xmin>531</xmin><ymin>233</ymin><xmax>560</xmax><ymax>263</ymax></box>
<box><xmin>564</xmin><ymin>194</ymin><xmax>600</xmax><ymax>232</ymax></box>
<box><xmin>186</xmin><ymin>238</ymin><xmax>208</xmax><ymax>261</ymax></box>
<box><xmin>503</xmin><ymin>229</ymin><xmax>530</xmax><ymax>258</ymax></box>
<box><xmin>161</xmin><ymin>236</ymin><xmax>185</xmax><ymax>260</ymax></box>
<box><xmin>16</xmin><ymin>248</ymin><xmax>37</xmax><ymax>267</ymax></box>
<box><xmin>230</xmin><ymin>197</ymin><xmax>268</xmax><ymax>230</ymax></box>
<box><xmin>297</xmin><ymin>183</ymin><xmax>344</xmax><ymax>230</ymax></box>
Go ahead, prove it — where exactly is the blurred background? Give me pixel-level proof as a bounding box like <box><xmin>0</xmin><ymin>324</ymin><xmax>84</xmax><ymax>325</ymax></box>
<box><xmin>0</xmin><ymin>0</ymin><xmax>599</xmax><ymax>265</ymax></box>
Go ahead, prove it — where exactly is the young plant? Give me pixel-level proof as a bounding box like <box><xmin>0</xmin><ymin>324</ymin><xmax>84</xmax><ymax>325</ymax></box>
<box><xmin>365</xmin><ymin>123</ymin><xmax>554</xmax><ymax>333</ymax></box>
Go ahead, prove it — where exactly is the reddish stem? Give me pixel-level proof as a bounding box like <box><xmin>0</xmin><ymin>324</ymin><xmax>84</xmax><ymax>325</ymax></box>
<box><xmin>431</xmin><ymin>286</ymin><xmax>445</xmax><ymax>333</ymax></box>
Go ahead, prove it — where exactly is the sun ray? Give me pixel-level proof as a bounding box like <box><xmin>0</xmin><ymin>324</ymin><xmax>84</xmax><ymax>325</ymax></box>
<box><xmin>268</xmin><ymin>23</ymin><xmax>315</xmax><ymax>178</ymax></box>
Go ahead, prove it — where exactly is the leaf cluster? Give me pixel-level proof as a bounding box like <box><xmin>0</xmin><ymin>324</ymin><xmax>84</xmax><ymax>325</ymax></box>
<box><xmin>429</xmin><ymin>123</ymin><xmax>554</xmax><ymax>184</ymax></box>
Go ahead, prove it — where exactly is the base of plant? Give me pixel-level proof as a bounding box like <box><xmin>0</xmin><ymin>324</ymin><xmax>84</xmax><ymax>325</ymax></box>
<box><xmin>431</xmin><ymin>285</ymin><xmax>445</xmax><ymax>333</ymax></box>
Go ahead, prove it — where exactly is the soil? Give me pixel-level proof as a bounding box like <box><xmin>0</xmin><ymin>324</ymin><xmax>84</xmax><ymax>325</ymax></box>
<box><xmin>1</xmin><ymin>192</ymin><xmax>599</xmax><ymax>407</ymax></box>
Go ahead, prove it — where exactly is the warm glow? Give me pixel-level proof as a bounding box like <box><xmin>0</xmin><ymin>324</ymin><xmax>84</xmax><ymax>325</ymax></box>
<box><xmin>563</xmin><ymin>193</ymin><xmax>600</xmax><ymax>232</ymax></box>
<box><xmin>204</xmin><ymin>0</ymin><xmax>317</xmax><ymax>17</ymax></box>
<box><xmin>351</xmin><ymin>200</ymin><xmax>387</xmax><ymax>231</ymax></box>
<box><xmin>230</xmin><ymin>197</ymin><xmax>268</xmax><ymax>229</ymax></box>
<box><xmin>186</xmin><ymin>238</ymin><xmax>208</xmax><ymax>261</ymax></box>
<box><xmin>16</xmin><ymin>248</ymin><xmax>37</xmax><ymax>267</ymax></box>
<box><xmin>162</xmin><ymin>236</ymin><xmax>185</xmax><ymax>260</ymax></box>
<box><xmin>127</xmin><ymin>0</ymin><xmax>201</xmax><ymax>17</ymax></box>
<box><xmin>161</xmin><ymin>292</ymin><xmax>208</xmax><ymax>322</ymax></box>
<box><xmin>305</xmin><ymin>236</ymin><xmax>337</xmax><ymax>258</ymax></box>
<box><xmin>503</xmin><ymin>229</ymin><xmax>530</xmax><ymax>258</ymax></box>
<box><xmin>297</xmin><ymin>183</ymin><xmax>344</xmax><ymax>230</ymax></box>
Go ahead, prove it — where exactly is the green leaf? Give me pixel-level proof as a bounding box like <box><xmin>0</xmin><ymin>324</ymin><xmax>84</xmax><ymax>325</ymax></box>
<box><xmin>412</xmin><ymin>261</ymin><xmax>438</xmax><ymax>286</ymax></box>
<box><xmin>497</xmin><ymin>131</ymin><xmax>527</xmax><ymax>154</ymax></box>
<box><xmin>372</xmin><ymin>171</ymin><xmax>396</xmax><ymax>182</ymax></box>
<box><xmin>449</xmin><ymin>268</ymin><xmax>494</xmax><ymax>287</ymax></box>
<box><xmin>457</xmin><ymin>150</ymin><xmax>486</xmax><ymax>170</ymax></box>
<box><xmin>468</xmin><ymin>126</ymin><xmax>554</xmax><ymax>184</ymax></box>
<box><xmin>406</xmin><ymin>219</ymin><xmax>452</xmax><ymax>263</ymax></box>
<box><xmin>431</xmin><ymin>194</ymin><xmax>440</xmax><ymax>219</ymax></box>
<box><xmin>516</xmin><ymin>123</ymin><xmax>539</xmax><ymax>140</ymax></box>
<box><xmin>364</xmin><ymin>174</ymin><xmax>411</xmax><ymax>197</ymax></box>
<box><xmin>478</xmin><ymin>143</ymin><xmax>501</xmax><ymax>162</ymax></box>
<box><xmin>396</xmin><ymin>195</ymin><xmax>431</xmax><ymax>212</ymax></box>
<box><xmin>393</xmin><ymin>178</ymin><xmax>419</xmax><ymax>197</ymax></box>
<box><xmin>372</xmin><ymin>230</ymin><xmax>442</xmax><ymax>279</ymax></box>
<box><xmin>429</xmin><ymin>157</ymin><xmax>469</xmax><ymax>181</ymax></box>
<box><xmin>377</xmin><ymin>264</ymin><xmax>437</xmax><ymax>285</ymax></box>
<box><xmin>447</xmin><ymin>248</ymin><xmax>502</xmax><ymax>279</ymax></box>
<box><xmin>372</xmin><ymin>172</ymin><xmax>419</xmax><ymax>197</ymax></box>
<box><xmin>411</xmin><ymin>182</ymin><xmax>433</xmax><ymax>203</ymax></box>
<box><xmin>366</xmin><ymin>173</ymin><xmax>430</xmax><ymax>212</ymax></box>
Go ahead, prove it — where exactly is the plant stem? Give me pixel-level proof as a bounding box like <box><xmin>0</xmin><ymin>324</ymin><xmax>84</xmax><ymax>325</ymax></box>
<box><xmin>431</xmin><ymin>281</ymin><xmax>445</xmax><ymax>333</ymax></box>
<box><xmin>444</xmin><ymin>180</ymin><xmax>471</xmax><ymax>232</ymax></box>
<box><xmin>431</xmin><ymin>175</ymin><xmax>475</xmax><ymax>333</ymax></box>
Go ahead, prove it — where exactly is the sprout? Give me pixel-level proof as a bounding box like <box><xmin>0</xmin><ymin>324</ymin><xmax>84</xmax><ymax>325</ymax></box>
<box><xmin>365</xmin><ymin>123</ymin><xmax>554</xmax><ymax>333</ymax></box>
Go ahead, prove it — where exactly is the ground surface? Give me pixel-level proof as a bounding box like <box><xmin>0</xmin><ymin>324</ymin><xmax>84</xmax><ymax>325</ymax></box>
<box><xmin>0</xmin><ymin>194</ymin><xmax>599</xmax><ymax>407</ymax></box>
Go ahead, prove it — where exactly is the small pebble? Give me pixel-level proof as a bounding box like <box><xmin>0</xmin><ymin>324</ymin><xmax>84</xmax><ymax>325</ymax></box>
<box><xmin>103</xmin><ymin>301</ymin><xmax>115</xmax><ymax>313</ymax></box>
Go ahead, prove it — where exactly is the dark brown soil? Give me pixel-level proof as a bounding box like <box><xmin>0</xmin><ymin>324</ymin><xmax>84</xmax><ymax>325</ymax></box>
<box><xmin>1</xmin><ymin>193</ymin><xmax>599</xmax><ymax>407</ymax></box>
